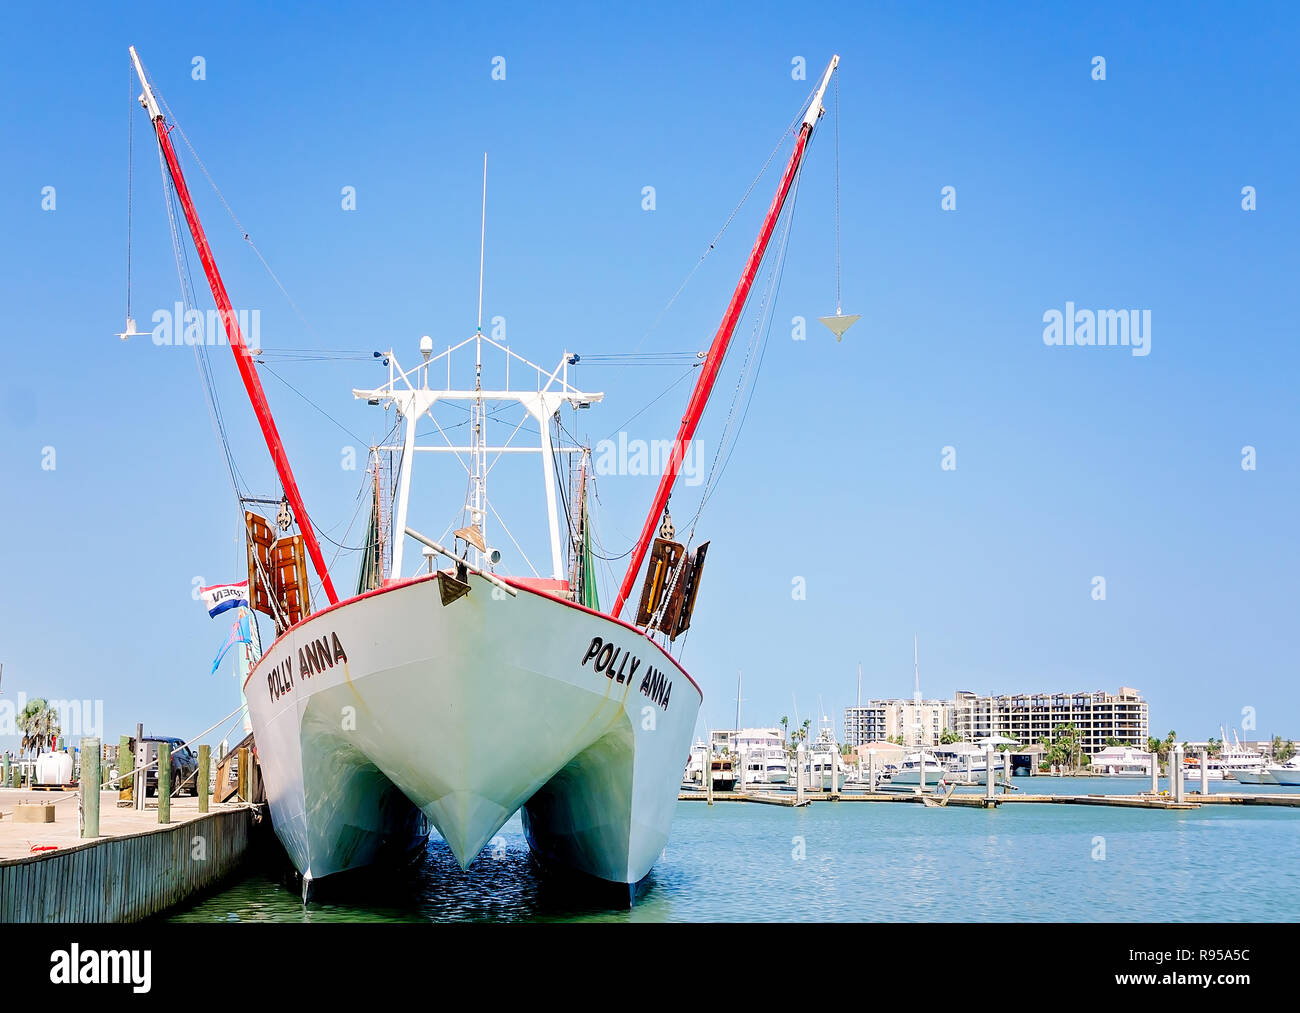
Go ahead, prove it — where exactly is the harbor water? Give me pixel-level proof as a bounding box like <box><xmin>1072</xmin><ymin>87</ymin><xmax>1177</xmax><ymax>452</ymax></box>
<box><xmin>170</xmin><ymin>778</ymin><xmax>1300</xmax><ymax>922</ymax></box>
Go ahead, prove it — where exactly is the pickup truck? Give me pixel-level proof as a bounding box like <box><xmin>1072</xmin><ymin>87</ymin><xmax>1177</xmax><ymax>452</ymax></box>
<box><xmin>141</xmin><ymin>737</ymin><xmax>200</xmax><ymax>797</ymax></box>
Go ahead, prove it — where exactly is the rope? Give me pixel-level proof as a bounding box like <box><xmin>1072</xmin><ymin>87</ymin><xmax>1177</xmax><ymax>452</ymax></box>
<box><xmin>649</xmin><ymin>146</ymin><xmax>807</xmax><ymax>649</ymax></box>
<box><xmin>259</xmin><ymin>362</ymin><xmax>368</xmax><ymax>445</ymax></box>
<box><xmin>152</xmin><ymin>79</ymin><xmax>322</xmax><ymax>344</ymax></box>
<box><xmin>125</xmin><ymin>60</ymin><xmax>134</xmax><ymax>325</ymax></box>
<box><xmin>833</xmin><ymin>66</ymin><xmax>842</xmax><ymax>312</ymax></box>
<box><xmin>631</xmin><ymin>84</ymin><xmax>818</xmax><ymax>354</ymax></box>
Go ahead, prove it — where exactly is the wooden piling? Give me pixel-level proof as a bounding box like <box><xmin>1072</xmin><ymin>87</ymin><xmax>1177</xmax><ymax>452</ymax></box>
<box><xmin>157</xmin><ymin>743</ymin><xmax>171</xmax><ymax>824</ymax></box>
<box><xmin>197</xmin><ymin>744</ymin><xmax>210</xmax><ymax>813</ymax></box>
<box><xmin>118</xmin><ymin>734</ymin><xmax>133</xmax><ymax>801</ymax></box>
<box><xmin>134</xmin><ymin>726</ymin><xmax>146</xmax><ymax>811</ymax></box>
<box><xmin>237</xmin><ymin>746</ymin><xmax>250</xmax><ymax>803</ymax></box>
<box><xmin>81</xmin><ymin>737</ymin><xmax>100</xmax><ymax>838</ymax></box>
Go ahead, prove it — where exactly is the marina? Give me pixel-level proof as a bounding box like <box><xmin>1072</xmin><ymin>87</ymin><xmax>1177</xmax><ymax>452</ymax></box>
<box><xmin>167</xmin><ymin>779</ymin><xmax>1300</xmax><ymax>924</ymax></box>
<box><xmin>2</xmin><ymin>7</ymin><xmax>1297</xmax><ymax>979</ymax></box>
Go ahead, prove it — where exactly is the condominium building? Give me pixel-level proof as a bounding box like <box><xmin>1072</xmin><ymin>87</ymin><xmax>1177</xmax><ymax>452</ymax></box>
<box><xmin>843</xmin><ymin>705</ymin><xmax>887</xmax><ymax>747</ymax></box>
<box><xmin>844</xmin><ymin>699</ymin><xmax>955</xmax><ymax>747</ymax></box>
<box><xmin>952</xmin><ymin>687</ymin><xmax>1148</xmax><ymax>758</ymax></box>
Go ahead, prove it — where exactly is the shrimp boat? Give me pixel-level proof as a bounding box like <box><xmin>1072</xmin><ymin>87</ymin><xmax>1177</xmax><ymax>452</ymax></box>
<box><xmin>124</xmin><ymin>46</ymin><xmax>844</xmax><ymax>898</ymax></box>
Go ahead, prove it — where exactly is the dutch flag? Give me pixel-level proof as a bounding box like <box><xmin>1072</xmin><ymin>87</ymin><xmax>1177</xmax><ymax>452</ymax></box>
<box><xmin>199</xmin><ymin>581</ymin><xmax>250</xmax><ymax>619</ymax></box>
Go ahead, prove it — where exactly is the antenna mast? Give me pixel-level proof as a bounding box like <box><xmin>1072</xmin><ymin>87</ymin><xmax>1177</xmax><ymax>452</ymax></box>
<box><xmin>469</xmin><ymin>153</ymin><xmax>489</xmax><ymax>565</ymax></box>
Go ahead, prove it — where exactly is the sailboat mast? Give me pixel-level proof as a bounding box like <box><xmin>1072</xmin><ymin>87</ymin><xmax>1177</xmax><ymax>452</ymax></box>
<box><xmin>734</xmin><ymin>670</ymin><xmax>742</xmax><ymax>736</ymax></box>
<box><xmin>129</xmin><ymin>46</ymin><xmax>340</xmax><ymax>606</ymax></box>
<box><xmin>611</xmin><ymin>55</ymin><xmax>839</xmax><ymax>619</ymax></box>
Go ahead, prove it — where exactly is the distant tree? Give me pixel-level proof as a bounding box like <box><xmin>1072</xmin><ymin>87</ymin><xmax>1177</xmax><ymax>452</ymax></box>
<box><xmin>1043</xmin><ymin>723</ymin><xmax>1084</xmax><ymax>771</ymax></box>
<box><xmin>1207</xmin><ymin>737</ymin><xmax>1222</xmax><ymax>757</ymax></box>
<box><xmin>1271</xmin><ymin>735</ymin><xmax>1296</xmax><ymax>762</ymax></box>
<box><xmin>939</xmin><ymin>728</ymin><xmax>961</xmax><ymax>744</ymax></box>
<box><xmin>17</xmin><ymin>698</ymin><xmax>60</xmax><ymax>757</ymax></box>
<box><xmin>780</xmin><ymin>715</ymin><xmax>789</xmax><ymax>744</ymax></box>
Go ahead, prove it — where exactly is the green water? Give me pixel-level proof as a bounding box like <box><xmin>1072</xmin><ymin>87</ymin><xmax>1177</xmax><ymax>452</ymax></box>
<box><xmin>170</xmin><ymin>778</ymin><xmax>1300</xmax><ymax>922</ymax></box>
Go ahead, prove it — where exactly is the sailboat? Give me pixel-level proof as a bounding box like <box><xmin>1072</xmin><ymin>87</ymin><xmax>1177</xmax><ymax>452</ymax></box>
<box><xmin>124</xmin><ymin>45</ymin><xmax>842</xmax><ymax>898</ymax></box>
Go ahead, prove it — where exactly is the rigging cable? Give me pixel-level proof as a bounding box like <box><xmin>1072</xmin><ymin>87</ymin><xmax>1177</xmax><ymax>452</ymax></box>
<box><xmin>834</xmin><ymin>65</ymin><xmax>842</xmax><ymax>312</ymax></box>
<box><xmin>259</xmin><ymin>362</ymin><xmax>369</xmax><ymax>446</ymax></box>
<box><xmin>125</xmin><ymin>60</ymin><xmax>134</xmax><ymax>328</ymax></box>
<box><xmin>150</xmin><ymin>75</ymin><xmax>322</xmax><ymax>345</ymax></box>
<box><xmin>650</xmin><ymin>150</ymin><xmax>807</xmax><ymax>650</ymax></box>
<box><xmin>631</xmin><ymin>82</ymin><xmax>819</xmax><ymax>354</ymax></box>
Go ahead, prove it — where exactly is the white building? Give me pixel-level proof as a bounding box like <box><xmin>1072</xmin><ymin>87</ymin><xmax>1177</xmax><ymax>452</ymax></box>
<box><xmin>843</xmin><ymin>705</ymin><xmax>887</xmax><ymax>747</ymax></box>
<box><xmin>1090</xmin><ymin>745</ymin><xmax>1153</xmax><ymax>775</ymax></box>
<box><xmin>845</xmin><ymin>700</ymin><xmax>954</xmax><ymax>747</ymax></box>
<box><xmin>953</xmin><ymin>687</ymin><xmax>1148</xmax><ymax>760</ymax></box>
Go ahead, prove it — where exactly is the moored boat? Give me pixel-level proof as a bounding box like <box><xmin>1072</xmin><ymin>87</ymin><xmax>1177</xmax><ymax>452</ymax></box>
<box><xmin>123</xmin><ymin>44</ymin><xmax>845</xmax><ymax>898</ymax></box>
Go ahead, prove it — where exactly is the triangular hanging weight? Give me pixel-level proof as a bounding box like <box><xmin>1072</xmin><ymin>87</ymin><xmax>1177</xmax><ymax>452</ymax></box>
<box><xmin>818</xmin><ymin>313</ymin><xmax>861</xmax><ymax>342</ymax></box>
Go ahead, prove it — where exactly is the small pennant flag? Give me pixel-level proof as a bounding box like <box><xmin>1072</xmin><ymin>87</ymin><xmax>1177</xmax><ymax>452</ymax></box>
<box><xmin>199</xmin><ymin>581</ymin><xmax>250</xmax><ymax>619</ymax></box>
<box><xmin>211</xmin><ymin>611</ymin><xmax>253</xmax><ymax>675</ymax></box>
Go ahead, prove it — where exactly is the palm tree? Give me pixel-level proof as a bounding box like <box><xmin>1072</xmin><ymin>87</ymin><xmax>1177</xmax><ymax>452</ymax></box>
<box><xmin>780</xmin><ymin>715</ymin><xmax>789</xmax><ymax>745</ymax></box>
<box><xmin>17</xmin><ymin>698</ymin><xmax>60</xmax><ymax>757</ymax></box>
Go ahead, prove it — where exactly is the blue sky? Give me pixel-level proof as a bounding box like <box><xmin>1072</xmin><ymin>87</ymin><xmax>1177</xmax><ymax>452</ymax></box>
<box><xmin>1</xmin><ymin>1</ymin><xmax>1297</xmax><ymax>754</ymax></box>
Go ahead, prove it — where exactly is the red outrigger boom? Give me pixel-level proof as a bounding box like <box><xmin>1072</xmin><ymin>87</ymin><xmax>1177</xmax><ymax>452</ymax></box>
<box><xmin>611</xmin><ymin>56</ymin><xmax>840</xmax><ymax>620</ymax></box>
<box><xmin>129</xmin><ymin>47</ymin><xmax>340</xmax><ymax>607</ymax></box>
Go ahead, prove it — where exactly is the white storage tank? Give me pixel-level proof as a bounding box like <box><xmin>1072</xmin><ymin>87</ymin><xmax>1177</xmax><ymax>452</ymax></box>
<box><xmin>35</xmin><ymin>751</ymin><xmax>74</xmax><ymax>786</ymax></box>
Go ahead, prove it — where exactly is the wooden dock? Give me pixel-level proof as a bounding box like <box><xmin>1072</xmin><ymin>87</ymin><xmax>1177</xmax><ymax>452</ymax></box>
<box><xmin>679</xmin><ymin>788</ymin><xmax>1300</xmax><ymax>811</ymax></box>
<box><xmin>0</xmin><ymin>788</ymin><xmax>257</xmax><ymax>922</ymax></box>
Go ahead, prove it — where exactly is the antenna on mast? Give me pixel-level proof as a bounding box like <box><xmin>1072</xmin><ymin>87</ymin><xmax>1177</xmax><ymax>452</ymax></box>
<box><xmin>467</xmin><ymin>152</ymin><xmax>489</xmax><ymax>567</ymax></box>
<box><xmin>477</xmin><ymin>152</ymin><xmax>487</xmax><ymax>333</ymax></box>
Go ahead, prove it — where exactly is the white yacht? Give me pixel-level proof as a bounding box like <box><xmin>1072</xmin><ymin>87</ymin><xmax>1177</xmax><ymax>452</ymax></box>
<box><xmin>1189</xmin><ymin>734</ymin><xmax>1266</xmax><ymax>781</ymax></box>
<box><xmin>799</xmin><ymin>723</ymin><xmax>844</xmax><ymax>790</ymax></box>
<box><xmin>730</xmin><ymin>728</ymin><xmax>790</xmax><ymax>786</ymax></box>
<box><xmin>1237</xmin><ymin>755</ymin><xmax>1300</xmax><ymax>785</ymax></box>
<box><xmin>888</xmin><ymin>751</ymin><xmax>949</xmax><ymax>787</ymax></box>
<box><xmin>1272</xmin><ymin>757</ymin><xmax>1300</xmax><ymax>786</ymax></box>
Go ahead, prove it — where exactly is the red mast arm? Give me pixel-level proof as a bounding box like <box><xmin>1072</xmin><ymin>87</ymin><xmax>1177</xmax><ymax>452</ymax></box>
<box><xmin>130</xmin><ymin>47</ymin><xmax>340</xmax><ymax>607</ymax></box>
<box><xmin>611</xmin><ymin>56</ymin><xmax>839</xmax><ymax>620</ymax></box>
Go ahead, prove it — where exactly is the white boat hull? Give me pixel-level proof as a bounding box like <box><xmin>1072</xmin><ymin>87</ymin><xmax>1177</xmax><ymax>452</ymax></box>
<box><xmin>245</xmin><ymin>572</ymin><xmax>701</xmax><ymax>891</ymax></box>
<box><xmin>888</xmin><ymin>769</ymin><xmax>949</xmax><ymax>786</ymax></box>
